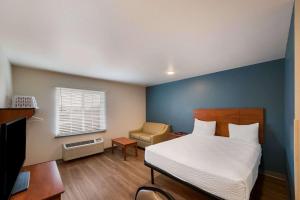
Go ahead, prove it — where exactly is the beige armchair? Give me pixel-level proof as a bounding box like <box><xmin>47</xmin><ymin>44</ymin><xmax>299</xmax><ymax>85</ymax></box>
<box><xmin>129</xmin><ymin>122</ymin><xmax>170</xmax><ymax>148</ymax></box>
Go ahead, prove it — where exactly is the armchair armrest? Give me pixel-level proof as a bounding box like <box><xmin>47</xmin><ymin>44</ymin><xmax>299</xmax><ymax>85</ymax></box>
<box><xmin>129</xmin><ymin>127</ymin><xmax>143</xmax><ymax>133</ymax></box>
<box><xmin>151</xmin><ymin>133</ymin><xmax>167</xmax><ymax>144</ymax></box>
<box><xmin>150</xmin><ymin>125</ymin><xmax>170</xmax><ymax>143</ymax></box>
<box><xmin>162</xmin><ymin>125</ymin><xmax>170</xmax><ymax>134</ymax></box>
<box><xmin>129</xmin><ymin>127</ymin><xmax>143</xmax><ymax>138</ymax></box>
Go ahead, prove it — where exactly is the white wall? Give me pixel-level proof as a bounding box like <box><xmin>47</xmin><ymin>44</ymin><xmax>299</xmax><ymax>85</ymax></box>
<box><xmin>0</xmin><ymin>48</ymin><xmax>12</xmax><ymax>107</ymax></box>
<box><xmin>12</xmin><ymin>66</ymin><xmax>146</xmax><ymax>165</ymax></box>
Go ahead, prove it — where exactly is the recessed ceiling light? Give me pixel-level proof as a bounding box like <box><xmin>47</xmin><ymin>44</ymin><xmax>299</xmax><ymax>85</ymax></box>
<box><xmin>166</xmin><ymin>63</ymin><xmax>175</xmax><ymax>75</ymax></box>
<box><xmin>166</xmin><ymin>71</ymin><xmax>175</xmax><ymax>75</ymax></box>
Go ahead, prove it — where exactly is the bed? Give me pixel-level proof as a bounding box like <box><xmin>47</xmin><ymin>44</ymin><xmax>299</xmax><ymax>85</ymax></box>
<box><xmin>144</xmin><ymin>108</ymin><xmax>264</xmax><ymax>200</ymax></box>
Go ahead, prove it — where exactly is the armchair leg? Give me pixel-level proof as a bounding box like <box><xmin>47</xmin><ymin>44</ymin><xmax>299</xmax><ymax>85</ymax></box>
<box><xmin>151</xmin><ymin>168</ymin><xmax>154</xmax><ymax>184</ymax></box>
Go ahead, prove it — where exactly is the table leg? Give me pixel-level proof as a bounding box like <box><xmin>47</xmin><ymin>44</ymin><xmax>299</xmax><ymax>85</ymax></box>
<box><xmin>135</xmin><ymin>144</ymin><xmax>138</xmax><ymax>157</ymax></box>
<box><xmin>151</xmin><ymin>168</ymin><xmax>154</xmax><ymax>184</ymax></box>
<box><xmin>124</xmin><ymin>146</ymin><xmax>127</xmax><ymax>161</ymax></box>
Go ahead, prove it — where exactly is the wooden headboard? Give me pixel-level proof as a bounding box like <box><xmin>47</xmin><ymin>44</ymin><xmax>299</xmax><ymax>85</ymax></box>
<box><xmin>193</xmin><ymin>108</ymin><xmax>265</xmax><ymax>144</ymax></box>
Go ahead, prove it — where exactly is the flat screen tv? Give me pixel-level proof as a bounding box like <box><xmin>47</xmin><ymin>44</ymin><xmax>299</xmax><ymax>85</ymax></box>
<box><xmin>0</xmin><ymin>118</ymin><xmax>30</xmax><ymax>200</ymax></box>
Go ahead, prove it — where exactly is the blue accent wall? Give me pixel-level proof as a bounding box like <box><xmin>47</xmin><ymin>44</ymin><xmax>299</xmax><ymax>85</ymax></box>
<box><xmin>284</xmin><ymin>11</ymin><xmax>294</xmax><ymax>199</ymax></box>
<box><xmin>146</xmin><ymin>59</ymin><xmax>285</xmax><ymax>173</ymax></box>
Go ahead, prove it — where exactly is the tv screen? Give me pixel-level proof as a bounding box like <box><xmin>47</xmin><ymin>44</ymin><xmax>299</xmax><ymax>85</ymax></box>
<box><xmin>0</xmin><ymin>118</ymin><xmax>27</xmax><ymax>200</ymax></box>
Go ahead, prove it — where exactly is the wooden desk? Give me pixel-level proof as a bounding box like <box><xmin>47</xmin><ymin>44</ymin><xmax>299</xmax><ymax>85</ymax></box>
<box><xmin>112</xmin><ymin>137</ymin><xmax>138</xmax><ymax>161</ymax></box>
<box><xmin>11</xmin><ymin>161</ymin><xmax>64</xmax><ymax>200</ymax></box>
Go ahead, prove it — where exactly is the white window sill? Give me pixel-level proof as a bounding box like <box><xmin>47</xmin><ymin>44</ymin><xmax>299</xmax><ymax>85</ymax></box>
<box><xmin>55</xmin><ymin>129</ymin><xmax>106</xmax><ymax>138</ymax></box>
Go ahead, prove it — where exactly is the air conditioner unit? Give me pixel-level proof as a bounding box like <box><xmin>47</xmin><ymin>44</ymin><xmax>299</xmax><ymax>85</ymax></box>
<box><xmin>62</xmin><ymin>138</ymin><xmax>104</xmax><ymax>161</ymax></box>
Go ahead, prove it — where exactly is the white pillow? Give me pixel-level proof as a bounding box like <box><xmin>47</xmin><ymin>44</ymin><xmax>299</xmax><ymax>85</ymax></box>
<box><xmin>228</xmin><ymin>123</ymin><xmax>259</xmax><ymax>144</ymax></box>
<box><xmin>192</xmin><ymin>119</ymin><xmax>216</xmax><ymax>136</ymax></box>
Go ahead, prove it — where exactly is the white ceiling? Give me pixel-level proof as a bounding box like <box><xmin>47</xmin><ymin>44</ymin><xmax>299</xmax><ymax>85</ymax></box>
<box><xmin>0</xmin><ymin>0</ymin><xmax>294</xmax><ymax>86</ymax></box>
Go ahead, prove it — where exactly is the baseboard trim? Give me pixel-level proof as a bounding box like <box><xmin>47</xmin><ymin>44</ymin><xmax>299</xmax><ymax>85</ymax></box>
<box><xmin>262</xmin><ymin>170</ymin><xmax>287</xmax><ymax>181</ymax></box>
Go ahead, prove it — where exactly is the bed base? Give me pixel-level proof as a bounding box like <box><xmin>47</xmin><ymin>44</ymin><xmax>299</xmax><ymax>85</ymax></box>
<box><xmin>144</xmin><ymin>161</ymin><xmax>223</xmax><ymax>200</ymax></box>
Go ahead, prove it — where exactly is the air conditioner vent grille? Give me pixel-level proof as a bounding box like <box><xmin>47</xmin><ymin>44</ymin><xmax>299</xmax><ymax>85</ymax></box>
<box><xmin>63</xmin><ymin>138</ymin><xmax>104</xmax><ymax>161</ymax></box>
<box><xmin>66</xmin><ymin>140</ymin><xmax>94</xmax><ymax>148</ymax></box>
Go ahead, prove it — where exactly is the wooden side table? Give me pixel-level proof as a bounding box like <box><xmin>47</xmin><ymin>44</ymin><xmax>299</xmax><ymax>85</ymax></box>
<box><xmin>112</xmin><ymin>137</ymin><xmax>138</xmax><ymax>161</ymax></box>
<box><xmin>167</xmin><ymin>132</ymin><xmax>188</xmax><ymax>140</ymax></box>
<box><xmin>11</xmin><ymin>161</ymin><xmax>64</xmax><ymax>200</ymax></box>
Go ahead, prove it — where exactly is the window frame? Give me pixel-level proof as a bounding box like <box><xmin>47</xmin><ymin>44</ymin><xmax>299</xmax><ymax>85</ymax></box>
<box><xmin>55</xmin><ymin>87</ymin><xmax>107</xmax><ymax>138</ymax></box>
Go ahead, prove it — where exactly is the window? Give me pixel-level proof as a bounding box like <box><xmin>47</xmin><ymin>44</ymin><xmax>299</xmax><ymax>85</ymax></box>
<box><xmin>55</xmin><ymin>87</ymin><xmax>106</xmax><ymax>137</ymax></box>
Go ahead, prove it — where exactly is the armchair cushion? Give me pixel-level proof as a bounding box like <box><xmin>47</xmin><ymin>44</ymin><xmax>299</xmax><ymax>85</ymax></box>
<box><xmin>139</xmin><ymin>133</ymin><xmax>154</xmax><ymax>143</ymax></box>
<box><xmin>130</xmin><ymin>132</ymin><xmax>143</xmax><ymax>140</ymax></box>
<box><xmin>130</xmin><ymin>132</ymin><xmax>154</xmax><ymax>143</ymax></box>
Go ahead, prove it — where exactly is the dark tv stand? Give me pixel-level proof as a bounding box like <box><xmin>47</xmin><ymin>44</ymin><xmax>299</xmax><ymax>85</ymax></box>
<box><xmin>11</xmin><ymin>171</ymin><xmax>30</xmax><ymax>195</ymax></box>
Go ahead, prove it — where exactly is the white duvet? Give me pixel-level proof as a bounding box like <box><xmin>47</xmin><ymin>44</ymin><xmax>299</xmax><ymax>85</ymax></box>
<box><xmin>145</xmin><ymin>134</ymin><xmax>261</xmax><ymax>200</ymax></box>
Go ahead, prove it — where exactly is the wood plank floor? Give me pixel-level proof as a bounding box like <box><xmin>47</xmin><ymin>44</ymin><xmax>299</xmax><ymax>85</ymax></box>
<box><xmin>58</xmin><ymin>149</ymin><xmax>289</xmax><ymax>200</ymax></box>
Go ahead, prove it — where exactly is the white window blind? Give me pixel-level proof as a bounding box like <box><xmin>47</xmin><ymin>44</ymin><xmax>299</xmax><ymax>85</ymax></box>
<box><xmin>56</xmin><ymin>87</ymin><xmax>106</xmax><ymax>136</ymax></box>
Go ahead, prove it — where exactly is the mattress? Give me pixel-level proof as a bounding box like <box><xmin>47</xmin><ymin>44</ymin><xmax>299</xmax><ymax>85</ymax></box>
<box><xmin>145</xmin><ymin>134</ymin><xmax>261</xmax><ymax>200</ymax></box>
